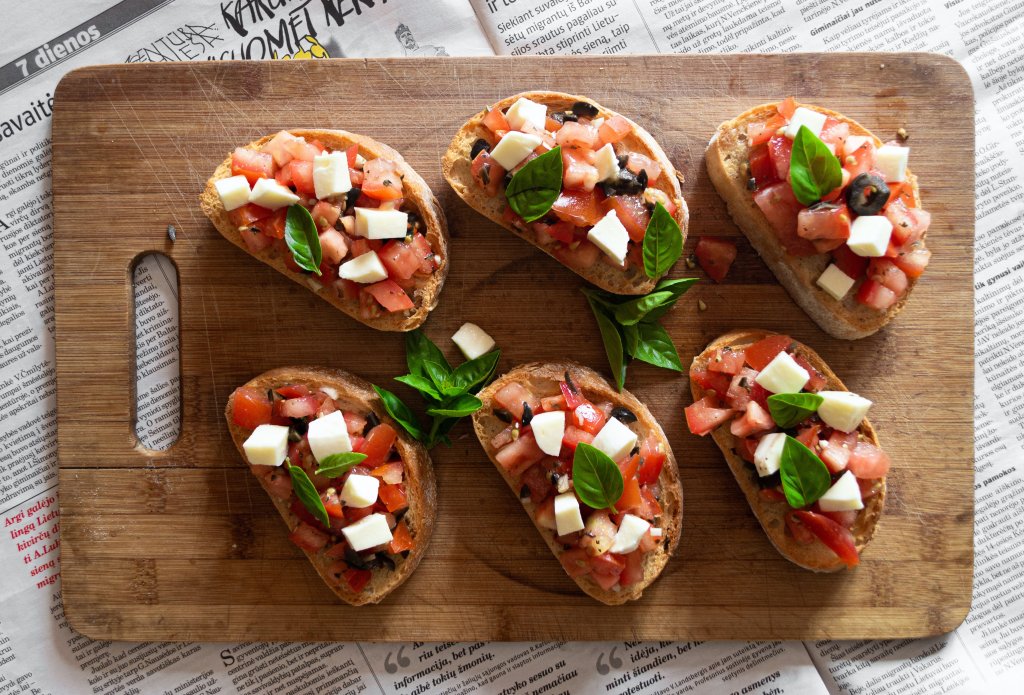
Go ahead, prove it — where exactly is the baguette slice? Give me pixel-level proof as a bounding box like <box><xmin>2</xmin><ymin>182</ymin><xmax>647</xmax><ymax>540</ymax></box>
<box><xmin>201</xmin><ymin>130</ymin><xmax>448</xmax><ymax>332</ymax></box>
<box><xmin>691</xmin><ymin>330</ymin><xmax>886</xmax><ymax>571</ymax></box>
<box><xmin>472</xmin><ymin>361</ymin><xmax>683</xmax><ymax>604</ymax></box>
<box><xmin>706</xmin><ymin>102</ymin><xmax>922</xmax><ymax>339</ymax></box>
<box><xmin>443</xmin><ymin>92</ymin><xmax>688</xmax><ymax>295</ymax></box>
<box><xmin>225</xmin><ymin>367</ymin><xmax>436</xmax><ymax>605</ymax></box>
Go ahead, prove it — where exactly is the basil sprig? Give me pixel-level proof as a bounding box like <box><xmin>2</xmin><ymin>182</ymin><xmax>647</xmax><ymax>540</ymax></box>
<box><xmin>767</xmin><ymin>393</ymin><xmax>824</xmax><ymax>429</ymax></box>
<box><xmin>779</xmin><ymin>436</ymin><xmax>831</xmax><ymax>509</ymax></box>
<box><xmin>572</xmin><ymin>443</ymin><xmax>624</xmax><ymax>512</ymax></box>
<box><xmin>641</xmin><ymin>202</ymin><xmax>683</xmax><ymax>279</ymax></box>
<box><xmin>288</xmin><ymin>464</ymin><xmax>330</xmax><ymax>527</ymax></box>
<box><xmin>315</xmin><ymin>452</ymin><xmax>368</xmax><ymax>478</ymax></box>
<box><xmin>789</xmin><ymin>125</ymin><xmax>842</xmax><ymax>206</ymax></box>
<box><xmin>505</xmin><ymin>146</ymin><xmax>563</xmax><ymax>222</ymax></box>
<box><xmin>284</xmin><ymin>204</ymin><xmax>322</xmax><ymax>274</ymax></box>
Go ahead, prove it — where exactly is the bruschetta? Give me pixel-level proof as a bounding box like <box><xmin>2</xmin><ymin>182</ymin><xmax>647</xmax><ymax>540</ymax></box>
<box><xmin>226</xmin><ymin>367</ymin><xmax>436</xmax><ymax>605</ymax></box>
<box><xmin>685</xmin><ymin>330</ymin><xmax>887</xmax><ymax>571</ymax></box>
<box><xmin>706</xmin><ymin>99</ymin><xmax>932</xmax><ymax>339</ymax></box>
<box><xmin>472</xmin><ymin>362</ymin><xmax>682</xmax><ymax>604</ymax></box>
<box><xmin>201</xmin><ymin>129</ymin><xmax>448</xmax><ymax>331</ymax></box>
<box><xmin>443</xmin><ymin>92</ymin><xmax>688</xmax><ymax>295</ymax></box>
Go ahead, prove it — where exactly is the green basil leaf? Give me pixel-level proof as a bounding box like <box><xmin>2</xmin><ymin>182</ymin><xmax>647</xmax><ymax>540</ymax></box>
<box><xmin>426</xmin><ymin>393</ymin><xmax>483</xmax><ymax>418</ymax></box>
<box><xmin>767</xmin><ymin>393</ymin><xmax>824</xmax><ymax>429</ymax></box>
<box><xmin>641</xmin><ymin>202</ymin><xmax>683</xmax><ymax>279</ymax></box>
<box><xmin>445</xmin><ymin>349</ymin><xmax>501</xmax><ymax>395</ymax></box>
<box><xmin>394</xmin><ymin>374</ymin><xmax>442</xmax><ymax>402</ymax></box>
<box><xmin>405</xmin><ymin>330</ymin><xmax>451</xmax><ymax>388</ymax></box>
<box><xmin>789</xmin><ymin>125</ymin><xmax>843</xmax><ymax>206</ymax></box>
<box><xmin>505</xmin><ymin>146</ymin><xmax>563</xmax><ymax>223</ymax></box>
<box><xmin>612</xmin><ymin>290</ymin><xmax>678</xmax><ymax>326</ymax></box>
<box><xmin>284</xmin><ymin>204</ymin><xmax>322</xmax><ymax>275</ymax></box>
<box><xmin>288</xmin><ymin>464</ymin><xmax>329</xmax><ymax>527</ymax></box>
<box><xmin>642</xmin><ymin>277</ymin><xmax>699</xmax><ymax>322</ymax></box>
<box><xmin>315</xmin><ymin>452</ymin><xmax>368</xmax><ymax>478</ymax></box>
<box><xmin>586</xmin><ymin>297</ymin><xmax>627</xmax><ymax>391</ymax></box>
<box><xmin>628</xmin><ymin>322</ymin><xmax>683</xmax><ymax>371</ymax></box>
<box><xmin>779</xmin><ymin>436</ymin><xmax>831</xmax><ymax>509</ymax></box>
<box><xmin>572</xmin><ymin>443</ymin><xmax>625</xmax><ymax>512</ymax></box>
<box><xmin>372</xmin><ymin>385</ymin><xmax>424</xmax><ymax>441</ymax></box>
<box><xmin>425</xmin><ymin>416</ymin><xmax>460</xmax><ymax>449</ymax></box>
<box><xmin>623</xmin><ymin>324</ymin><xmax>640</xmax><ymax>357</ymax></box>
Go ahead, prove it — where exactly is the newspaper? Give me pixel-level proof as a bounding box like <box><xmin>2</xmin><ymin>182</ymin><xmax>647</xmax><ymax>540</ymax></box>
<box><xmin>1</xmin><ymin>0</ymin><xmax>1022</xmax><ymax>693</ymax></box>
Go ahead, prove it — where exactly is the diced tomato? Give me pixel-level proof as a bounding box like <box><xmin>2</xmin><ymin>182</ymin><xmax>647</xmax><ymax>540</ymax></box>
<box><xmin>819</xmin><ymin>119</ymin><xmax>850</xmax><ymax>149</ymax></box>
<box><xmin>377</xmin><ymin>238</ymin><xmax>421</xmax><ymax>281</ymax></box>
<box><xmin>729</xmin><ymin>401</ymin><xmax>774</xmax><ymax>438</ymax></box>
<box><xmin>338</xmin><ymin>412</ymin><xmax>364</xmax><ymax>437</ymax></box>
<box><xmin>263</xmin><ymin>468</ymin><xmax>293</xmax><ymax>499</ymax></box>
<box><xmin>344</xmin><ymin>505</ymin><xmax>374</xmax><ymax>524</ymax></box>
<box><xmin>553</xmin><ymin>240</ymin><xmax>601</xmax><ymax>269</ymax></box>
<box><xmin>365</xmin><ymin>280</ymin><xmax>415</xmax><ymax>313</ymax></box>
<box><xmin>588</xmin><ymin>546</ymin><xmax>626</xmax><ymax>576</ymax></box>
<box><xmin>736</xmin><ymin>436</ymin><xmax>758</xmax><ymax>463</ymax></box>
<box><xmin>893</xmin><ymin>245</ymin><xmax>931</xmax><ymax>278</ymax></box>
<box><xmin>379</xmin><ymin>483</ymin><xmax>408</xmax><ymax>513</ymax></box>
<box><xmin>289</xmin><ymin>522</ymin><xmax>329</xmax><ymax>552</ymax></box>
<box><xmin>708</xmin><ymin>347</ymin><xmax>746</xmax><ymax>375</ymax></box>
<box><xmin>637</xmin><ymin>436</ymin><xmax>666</xmax><ymax>485</ymax></box>
<box><xmin>344</xmin><ymin>569</ymin><xmax>372</xmax><ymax>593</ymax></box>
<box><xmin>521</xmin><ymin>463</ymin><xmax>554</xmax><ymax>504</ymax></box>
<box><xmin>777</xmin><ymin>97</ymin><xmax>797</xmax><ymax>119</ymax></box>
<box><xmin>868</xmin><ymin>258</ymin><xmax>908</xmax><ymax>296</ymax></box>
<box><xmin>791</xmin><ymin>510</ymin><xmax>860</xmax><ymax>568</ymax></box>
<box><xmin>573</xmin><ymin>403</ymin><xmax>606</xmax><ymax>434</ymax></box>
<box><xmin>562</xmin><ymin>426</ymin><xmax>594</xmax><ymax>452</ymax></box>
<box><xmin>316</xmin><ymin>230</ymin><xmax>347</xmax><ymax>269</ymax></box>
<box><xmin>556</xmin><ymin>121</ymin><xmax>600</xmax><ymax>149</ymax></box>
<box><xmin>821</xmin><ymin>430</ymin><xmax>857</xmax><ymax>473</ymax></box>
<box><xmin>767</xmin><ymin>135</ymin><xmax>793</xmax><ymax>181</ymax></box>
<box><xmin>784</xmin><ymin>510</ymin><xmax>816</xmax><ymax>544</ymax></box>
<box><xmin>388</xmin><ymin>520</ymin><xmax>415</xmax><ymax>554</ymax></box>
<box><xmin>760</xmin><ymin>487</ymin><xmax>787</xmax><ymax>502</ymax></box>
<box><xmin>847</xmin><ymin>442</ymin><xmax>891</xmax><ymax>479</ymax></box>
<box><xmin>616</xmin><ymin>477</ymin><xmax>642</xmax><ymax>511</ymax></box>
<box><xmin>748</xmin><ymin>113</ymin><xmax>786</xmax><ymax>147</ymax></box>
<box><xmin>231</xmin><ymin>148</ymin><xmax>274</xmax><ymax>185</ymax></box>
<box><xmin>559</xmin><ymin>547</ymin><xmax>592</xmax><ymax>578</ymax></box>
<box><xmin>562</xmin><ymin>148</ymin><xmax>599</xmax><ymax>191</ymax></box>
<box><xmin>725</xmin><ymin>368</ymin><xmax>757</xmax><ymax>410</ymax></box>
<box><xmin>832</xmin><ymin>244</ymin><xmax>868</xmax><ymax>280</ymax></box>
<box><xmin>749</xmin><ymin>145</ymin><xmax>777</xmax><ymax>188</ymax></box>
<box><xmin>239</xmin><ymin>229</ymin><xmax>273</xmax><ymax>253</ymax></box>
<box><xmin>551</xmin><ymin>189</ymin><xmax>604</xmax><ymax>227</ymax></box>
<box><xmin>533</xmin><ymin>220</ymin><xmax>576</xmax><ymax>245</ymax></box>
<box><xmin>618</xmin><ymin>453</ymin><xmax>641</xmax><ymax>482</ymax></box>
<box><xmin>229</xmin><ymin>203</ymin><xmax>272</xmax><ymax>228</ymax></box>
<box><xmin>311</xmin><ymin>200</ymin><xmax>341</xmax><ymax>231</ymax></box>
<box><xmin>559</xmin><ymin>380</ymin><xmax>586</xmax><ymax>409</ymax></box>
<box><xmin>540</xmin><ymin>394</ymin><xmax>567</xmax><ymax>412</ymax></box>
<box><xmin>744</xmin><ymin>335</ymin><xmax>793</xmax><ymax>370</ymax></box>
<box><xmin>284</xmin><ymin>160</ymin><xmax>314</xmax><ymax>196</ymax></box>
<box><xmin>598</xmin><ymin>115</ymin><xmax>632</xmax><ymax>145</ymax></box>
<box><xmin>885</xmin><ymin>199</ymin><xmax>930</xmax><ymax>245</ymax></box>
<box><xmin>534</xmin><ymin>495</ymin><xmax>557</xmax><ymax>530</ymax></box>
<box><xmin>791</xmin><ymin>354</ymin><xmax>826</xmax><ymax>392</ymax></box>
<box><xmin>357</xmin><ymin>424</ymin><xmax>398</xmax><ymax>469</ymax></box>
<box><xmin>482</xmin><ymin>107</ymin><xmax>511</xmax><ymax>136</ymax></box>
<box><xmin>495</xmin><ymin>382</ymin><xmax>541</xmax><ymax>421</ymax></box>
<box><xmin>685</xmin><ymin>396</ymin><xmax>735</xmax><ymax>436</ymax></box>
<box><xmin>797</xmin><ymin>204</ymin><xmax>851</xmax><ymax>242</ymax></box>
<box><xmin>604</xmin><ymin>195</ymin><xmax>650</xmax><ymax>243</ymax></box>
<box><xmin>753</xmin><ymin>183</ymin><xmax>817</xmax><ymax>256</ymax></box>
<box><xmin>253</xmin><ymin>208</ymin><xmax>287</xmax><ymax>239</ymax></box>
<box><xmin>277</xmin><ymin>395</ymin><xmax>320</xmax><ymax>419</ymax></box>
<box><xmin>495</xmin><ymin>432</ymin><xmax>546</xmax><ymax>477</ymax></box>
<box><xmin>321</xmin><ymin>489</ymin><xmax>343</xmax><ymax>519</ymax></box>
<box><xmin>818</xmin><ymin>508</ymin><xmax>860</xmax><ymax>529</ymax></box>
<box><xmin>231</xmin><ymin>387</ymin><xmax>273</xmax><ymax>429</ymax></box>
<box><xmin>620</xmin><ymin>550</ymin><xmax>645</xmax><ymax>587</ymax></box>
<box><xmin>283</xmin><ymin>137</ymin><xmax>321</xmax><ymax>163</ymax></box>
<box><xmin>362</xmin><ymin>159</ymin><xmax>404</xmax><ymax>201</ymax></box>
<box><xmin>796</xmin><ymin>422</ymin><xmax>821</xmax><ymax>450</ymax></box>
<box><xmin>625</xmin><ymin>152</ymin><xmax>661</xmax><ymax>182</ymax></box>
<box><xmin>689</xmin><ymin>367</ymin><xmax>732</xmax><ymax>396</ymax></box>
<box><xmin>370</xmin><ymin>462</ymin><xmax>404</xmax><ymax>485</ymax></box>
<box><xmin>261</xmin><ymin>131</ymin><xmax>301</xmax><ymax>167</ymax></box>
<box><xmin>749</xmin><ymin>383</ymin><xmax>770</xmax><ymax>410</ymax></box>
<box><xmin>637</xmin><ymin>486</ymin><xmax>662</xmax><ymax>520</ymax></box>
<box><xmin>694</xmin><ymin>237</ymin><xmax>738</xmax><ymax>283</ymax></box>
<box><xmin>471</xmin><ymin>151</ymin><xmax>505</xmax><ymax>197</ymax></box>
<box><xmin>855</xmin><ymin>279</ymin><xmax>898</xmax><ymax>310</ymax></box>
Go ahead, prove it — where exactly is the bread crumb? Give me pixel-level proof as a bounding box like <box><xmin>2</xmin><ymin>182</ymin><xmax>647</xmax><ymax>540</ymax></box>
<box><xmin>167</xmin><ymin>224</ymin><xmax>176</xmax><ymax>242</ymax></box>
<box><xmin>698</xmin><ymin>299</ymin><xmax>707</xmax><ymax>311</ymax></box>
<box><xmin>896</xmin><ymin>127</ymin><xmax>909</xmax><ymax>140</ymax></box>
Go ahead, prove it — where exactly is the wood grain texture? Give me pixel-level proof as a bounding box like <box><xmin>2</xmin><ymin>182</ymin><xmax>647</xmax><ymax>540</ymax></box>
<box><xmin>53</xmin><ymin>54</ymin><xmax>974</xmax><ymax>641</ymax></box>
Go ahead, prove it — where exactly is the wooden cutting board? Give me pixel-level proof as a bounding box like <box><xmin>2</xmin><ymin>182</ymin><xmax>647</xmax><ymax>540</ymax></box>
<box><xmin>53</xmin><ymin>54</ymin><xmax>974</xmax><ymax>642</ymax></box>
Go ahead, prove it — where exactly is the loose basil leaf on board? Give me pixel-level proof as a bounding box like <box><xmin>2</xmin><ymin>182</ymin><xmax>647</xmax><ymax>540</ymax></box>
<box><xmin>426</xmin><ymin>416</ymin><xmax>461</xmax><ymax>448</ymax></box>
<box><xmin>628</xmin><ymin>322</ymin><xmax>683</xmax><ymax>371</ymax></box>
<box><xmin>445</xmin><ymin>349</ymin><xmax>501</xmax><ymax>395</ymax></box>
<box><xmin>315</xmin><ymin>452</ymin><xmax>368</xmax><ymax>478</ymax></box>
<box><xmin>405</xmin><ymin>330</ymin><xmax>452</xmax><ymax>388</ymax></box>
<box><xmin>641</xmin><ymin>202</ymin><xmax>683</xmax><ymax>279</ymax></box>
<box><xmin>288</xmin><ymin>464</ymin><xmax>329</xmax><ymax>527</ymax></box>
<box><xmin>393</xmin><ymin>374</ymin><xmax>442</xmax><ymax>402</ymax></box>
<box><xmin>767</xmin><ymin>393</ymin><xmax>824</xmax><ymax>429</ymax></box>
<box><xmin>587</xmin><ymin>297</ymin><xmax>627</xmax><ymax>391</ymax></box>
<box><xmin>284</xmin><ymin>204</ymin><xmax>322</xmax><ymax>275</ymax></box>
<box><xmin>426</xmin><ymin>393</ymin><xmax>483</xmax><ymax>418</ymax></box>
<box><xmin>612</xmin><ymin>290</ymin><xmax>678</xmax><ymax>326</ymax></box>
<box><xmin>642</xmin><ymin>277</ymin><xmax>699</xmax><ymax>322</ymax></box>
<box><xmin>373</xmin><ymin>385</ymin><xmax>424</xmax><ymax>441</ymax></box>
<box><xmin>572</xmin><ymin>443</ymin><xmax>625</xmax><ymax>512</ymax></box>
<box><xmin>505</xmin><ymin>146</ymin><xmax>563</xmax><ymax>222</ymax></box>
<box><xmin>779</xmin><ymin>435</ymin><xmax>831</xmax><ymax>509</ymax></box>
<box><xmin>789</xmin><ymin>125</ymin><xmax>843</xmax><ymax>206</ymax></box>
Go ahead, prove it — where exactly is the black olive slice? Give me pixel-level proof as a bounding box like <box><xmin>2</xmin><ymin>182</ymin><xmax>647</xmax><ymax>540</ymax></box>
<box><xmin>363</xmin><ymin>411</ymin><xmax>381</xmax><ymax>435</ymax></box>
<box><xmin>571</xmin><ymin>101</ymin><xmax>599</xmax><ymax>119</ymax></box>
<box><xmin>470</xmin><ymin>138</ymin><xmax>490</xmax><ymax>160</ymax></box>
<box><xmin>610</xmin><ymin>406</ymin><xmax>638</xmax><ymax>423</ymax></box>
<box><xmin>846</xmin><ymin>173</ymin><xmax>891</xmax><ymax>216</ymax></box>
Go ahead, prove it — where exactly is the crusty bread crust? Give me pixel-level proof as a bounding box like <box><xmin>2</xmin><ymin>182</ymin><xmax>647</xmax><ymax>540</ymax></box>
<box><xmin>472</xmin><ymin>361</ymin><xmax>683</xmax><ymax>604</ymax></box>
<box><xmin>225</xmin><ymin>367</ymin><xmax>436</xmax><ymax>605</ymax></box>
<box><xmin>201</xmin><ymin>130</ymin><xmax>449</xmax><ymax>332</ymax></box>
<box><xmin>443</xmin><ymin>92</ymin><xmax>688</xmax><ymax>295</ymax></box>
<box><xmin>705</xmin><ymin>103</ymin><xmax>923</xmax><ymax>339</ymax></box>
<box><xmin>691</xmin><ymin>330</ymin><xmax>886</xmax><ymax>572</ymax></box>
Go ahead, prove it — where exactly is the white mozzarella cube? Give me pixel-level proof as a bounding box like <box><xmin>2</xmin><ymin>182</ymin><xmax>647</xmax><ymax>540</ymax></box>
<box><xmin>755</xmin><ymin>351</ymin><xmax>809</xmax><ymax>395</ymax></box>
<box><xmin>313</xmin><ymin>151</ymin><xmax>352</xmax><ymax>199</ymax></box>
<box><xmin>340</xmin><ymin>474</ymin><xmax>379</xmax><ymax>508</ymax></box>
<box><xmin>504</xmin><ymin>98</ymin><xmax>548</xmax><ymax>131</ymax></box>
<box><xmin>342</xmin><ymin>513</ymin><xmax>393</xmax><ymax>552</ymax></box>
<box><xmin>782</xmin><ymin>107</ymin><xmax>828</xmax><ymax>139</ymax></box>
<box><xmin>843</xmin><ymin>135</ymin><xmax>871</xmax><ymax>157</ymax></box>
<box><xmin>591</xmin><ymin>417</ymin><xmax>638</xmax><ymax>463</ymax></box>
<box><xmin>242</xmin><ymin>424</ymin><xmax>290</xmax><ymax>467</ymax></box>
<box><xmin>816</xmin><ymin>263</ymin><xmax>856</xmax><ymax>301</ymax></box>
<box><xmin>847</xmin><ymin>215</ymin><xmax>893</xmax><ymax>257</ymax></box>
<box><xmin>339</xmin><ymin>251</ymin><xmax>388</xmax><ymax>284</ymax></box>
<box><xmin>875</xmin><ymin>145</ymin><xmax>909</xmax><ymax>182</ymax></box>
<box><xmin>489</xmin><ymin>131</ymin><xmax>544</xmax><ymax>170</ymax></box>
<box><xmin>452</xmin><ymin>322</ymin><xmax>495</xmax><ymax>360</ymax></box>
<box><xmin>553</xmin><ymin>492</ymin><xmax>585</xmax><ymax>536</ymax></box>
<box><xmin>354</xmin><ymin>208</ymin><xmax>409</xmax><ymax>240</ymax></box>
<box><xmin>216</xmin><ymin>175</ymin><xmax>252</xmax><ymax>211</ymax></box>
<box><xmin>594</xmin><ymin>143</ymin><xmax>619</xmax><ymax>182</ymax></box>
<box><xmin>817</xmin><ymin>391</ymin><xmax>872</xmax><ymax>433</ymax></box>
<box><xmin>249</xmin><ymin>178</ymin><xmax>300</xmax><ymax>210</ymax></box>
<box><xmin>306</xmin><ymin>410</ymin><xmax>352</xmax><ymax>463</ymax></box>
<box><xmin>753</xmin><ymin>432</ymin><xmax>787</xmax><ymax>477</ymax></box>
<box><xmin>609</xmin><ymin>514</ymin><xmax>651</xmax><ymax>554</ymax></box>
<box><xmin>530</xmin><ymin>411</ymin><xmax>566</xmax><ymax>456</ymax></box>
<box><xmin>650</xmin><ymin>527</ymin><xmax>664</xmax><ymax>539</ymax></box>
<box><xmin>818</xmin><ymin>471</ymin><xmax>864</xmax><ymax>512</ymax></box>
<box><xmin>587</xmin><ymin>210</ymin><xmax>630</xmax><ymax>266</ymax></box>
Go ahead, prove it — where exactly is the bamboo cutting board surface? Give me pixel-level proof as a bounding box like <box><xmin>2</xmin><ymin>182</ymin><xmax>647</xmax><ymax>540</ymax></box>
<box><xmin>53</xmin><ymin>55</ymin><xmax>974</xmax><ymax>642</ymax></box>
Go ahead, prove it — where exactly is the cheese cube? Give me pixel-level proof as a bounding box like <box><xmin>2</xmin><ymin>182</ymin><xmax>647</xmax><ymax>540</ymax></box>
<box><xmin>342</xmin><ymin>513</ymin><xmax>393</xmax><ymax>552</ymax></box>
<box><xmin>531</xmin><ymin>411</ymin><xmax>566</xmax><ymax>457</ymax></box>
<box><xmin>216</xmin><ymin>175</ymin><xmax>252</xmax><ymax>211</ymax></box>
<box><xmin>587</xmin><ymin>210</ymin><xmax>630</xmax><ymax>266</ymax></box>
<box><xmin>818</xmin><ymin>471</ymin><xmax>864</xmax><ymax>512</ymax></box>
<box><xmin>306</xmin><ymin>410</ymin><xmax>352</xmax><ymax>463</ymax></box>
<box><xmin>249</xmin><ymin>178</ymin><xmax>300</xmax><ymax>209</ymax></box>
<box><xmin>782</xmin><ymin>107</ymin><xmax>827</xmax><ymax>139</ymax></box>
<box><xmin>755</xmin><ymin>351</ymin><xmax>809</xmax><ymax>394</ymax></box>
<box><xmin>313</xmin><ymin>151</ymin><xmax>352</xmax><ymax>199</ymax></box>
<box><xmin>354</xmin><ymin>208</ymin><xmax>408</xmax><ymax>240</ymax></box>
<box><xmin>242</xmin><ymin>424</ymin><xmax>290</xmax><ymax>467</ymax></box>
<box><xmin>817</xmin><ymin>391</ymin><xmax>872</xmax><ymax>433</ymax></box>
<box><xmin>489</xmin><ymin>131</ymin><xmax>543</xmax><ymax>170</ymax></box>
<box><xmin>609</xmin><ymin>514</ymin><xmax>651</xmax><ymax>554</ymax></box>
<box><xmin>753</xmin><ymin>432</ymin><xmax>787</xmax><ymax>477</ymax></box>
<box><xmin>452</xmin><ymin>322</ymin><xmax>495</xmax><ymax>360</ymax></box>
<box><xmin>591</xmin><ymin>417</ymin><xmax>638</xmax><ymax>463</ymax></box>
<box><xmin>875</xmin><ymin>145</ymin><xmax>909</xmax><ymax>182</ymax></box>
<box><xmin>504</xmin><ymin>97</ymin><xmax>547</xmax><ymax>131</ymax></box>
<box><xmin>339</xmin><ymin>251</ymin><xmax>388</xmax><ymax>284</ymax></box>
<box><xmin>594</xmin><ymin>143</ymin><xmax>619</xmax><ymax>182</ymax></box>
<box><xmin>816</xmin><ymin>263</ymin><xmax>856</xmax><ymax>301</ymax></box>
<box><xmin>847</xmin><ymin>216</ymin><xmax>893</xmax><ymax>257</ymax></box>
<box><xmin>843</xmin><ymin>135</ymin><xmax>871</xmax><ymax>157</ymax></box>
<box><xmin>553</xmin><ymin>492</ymin><xmax>585</xmax><ymax>536</ymax></box>
<box><xmin>650</xmin><ymin>527</ymin><xmax>664</xmax><ymax>539</ymax></box>
<box><xmin>340</xmin><ymin>474</ymin><xmax>379</xmax><ymax>508</ymax></box>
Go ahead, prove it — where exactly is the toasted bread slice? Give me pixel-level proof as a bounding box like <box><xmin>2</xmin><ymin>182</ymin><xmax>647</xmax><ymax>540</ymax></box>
<box><xmin>225</xmin><ymin>367</ymin><xmax>436</xmax><ymax>605</ymax></box>
<box><xmin>443</xmin><ymin>92</ymin><xmax>688</xmax><ymax>295</ymax></box>
<box><xmin>691</xmin><ymin>330</ymin><xmax>886</xmax><ymax>571</ymax></box>
<box><xmin>472</xmin><ymin>361</ymin><xmax>682</xmax><ymax>604</ymax></box>
<box><xmin>706</xmin><ymin>103</ymin><xmax>922</xmax><ymax>339</ymax></box>
<box><xmin>201</xmin><ymin>130</ymin><xmax>448</xmax><ymax>332</ymax></box>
